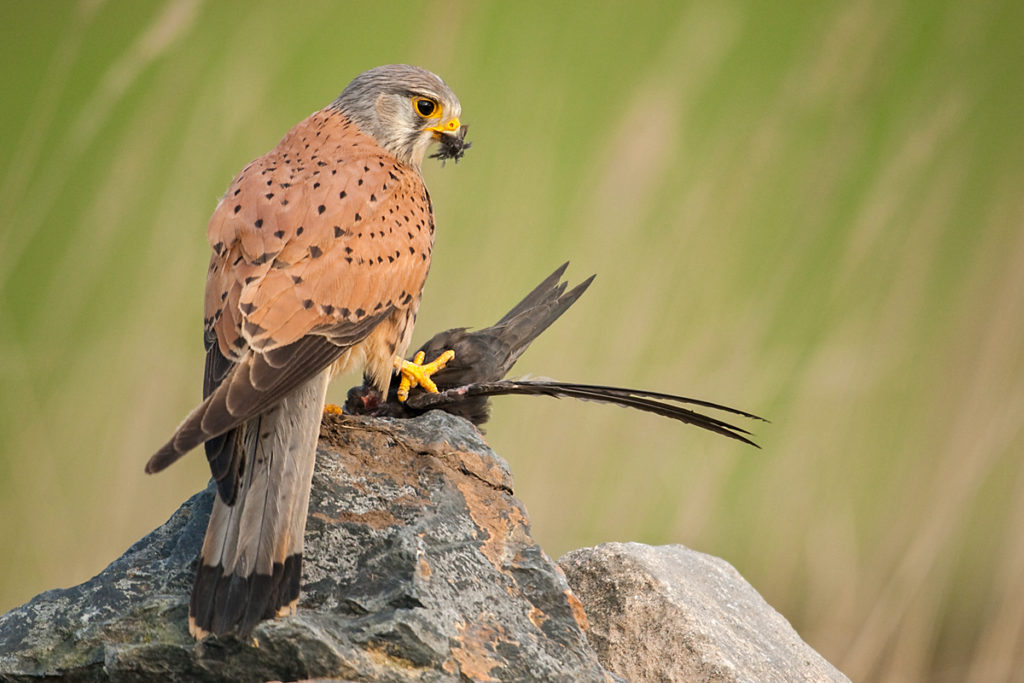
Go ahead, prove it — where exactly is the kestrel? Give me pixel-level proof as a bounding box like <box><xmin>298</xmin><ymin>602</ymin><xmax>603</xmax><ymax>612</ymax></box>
<box><xmin>345</xmin><ymin>264</ymin><xmax>764</xmax><ymax>443</ymax></box>
<box><xmin>145</xmin><ymin>65</ymin><xmax>469</xmax><ymax>639</ymax></box>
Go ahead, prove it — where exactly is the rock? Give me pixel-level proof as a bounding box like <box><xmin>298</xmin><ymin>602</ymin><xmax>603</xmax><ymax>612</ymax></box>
<box><xmin>0</xmin><ymin>411</ymin><xmax>845</xmax><ymax>682</ymax></box>
<box><xmin>558</xmin><ymin>542</ymin><xmax>849</xmax><ymax>683</ymax></box>
<box><xmin>0</xmin><ymin>411</ymin><xmax>613</xmax><ymax>682</ymax></box>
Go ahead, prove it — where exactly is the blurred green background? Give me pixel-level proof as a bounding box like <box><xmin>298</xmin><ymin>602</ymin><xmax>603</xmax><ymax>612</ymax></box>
<box><xmin>2</xmin><ymin>1</ymin><xmax>1023</xmax><ymax>680</ymax></box>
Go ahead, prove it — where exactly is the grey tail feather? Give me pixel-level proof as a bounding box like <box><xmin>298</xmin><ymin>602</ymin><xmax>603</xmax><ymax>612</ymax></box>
<box><xmin>188</xmin><ymin>371</ymin><xmax>328</xmax><ymax>639</ymax></box>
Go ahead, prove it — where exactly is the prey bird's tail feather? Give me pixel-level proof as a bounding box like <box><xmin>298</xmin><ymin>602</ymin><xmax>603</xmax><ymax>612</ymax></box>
<box><xmin>188</xmin><ymin>370</ymin><xmax>329</xmax><ymax>639</ymax></box>
<box><xmin>407</xmin><ymin>379</ymin><xmax>766</xmax><ymax>447</ymax></box>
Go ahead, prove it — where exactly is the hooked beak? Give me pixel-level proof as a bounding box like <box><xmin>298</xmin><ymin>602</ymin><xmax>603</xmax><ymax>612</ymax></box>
<box><xmin>426</xmin><ymin>117</ymin><xmax>461</xmax><ymax>137</ymax></box>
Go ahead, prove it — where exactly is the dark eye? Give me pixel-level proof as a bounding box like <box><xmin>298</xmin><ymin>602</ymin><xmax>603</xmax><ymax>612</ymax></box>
<box><xmin>414</xmin><ymin>97</ymin><xmax>437</xmax><ymax>118</ymax></box>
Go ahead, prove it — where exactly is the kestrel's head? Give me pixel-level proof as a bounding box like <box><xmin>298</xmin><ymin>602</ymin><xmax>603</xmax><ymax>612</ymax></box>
<box><xmin>333</xmin><ymin>64</ymin><xmax>466</xmax><ymax>168</ymax></box>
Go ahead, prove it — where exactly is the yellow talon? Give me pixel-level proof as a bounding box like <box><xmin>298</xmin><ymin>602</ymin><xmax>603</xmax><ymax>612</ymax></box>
<box><xmin>323</xmin><ymin>403</ymin><xmax>344</xmax><ymax>416</ymax></box>
<box><xmin>394</xmin><ymin>349</ymin><xmax>455</xmax><ymax>402</ymax></box>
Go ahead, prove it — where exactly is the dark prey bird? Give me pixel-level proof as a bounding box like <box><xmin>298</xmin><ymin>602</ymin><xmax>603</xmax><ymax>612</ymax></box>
<box><xmin>345</xmin><ymin>264</ymin><xmax>765</xmax><ymax>446</ymax></box>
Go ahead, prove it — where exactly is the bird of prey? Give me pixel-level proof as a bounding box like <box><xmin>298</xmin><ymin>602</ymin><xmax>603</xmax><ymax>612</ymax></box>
<box><xmin>144</xmin><ymin>65</ymin><xmax>469</xmax><ymax>639</ymax></box>
<box><xmin>345</xmin><ymin>264</ymin><xmax>764</xmax><ymax>445</ymax></box>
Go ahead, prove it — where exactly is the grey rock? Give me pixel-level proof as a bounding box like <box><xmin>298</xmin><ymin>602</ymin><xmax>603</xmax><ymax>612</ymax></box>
<box><xmin>0</xmin><ymin>411</ymin><xmax>613</xmax><ymax>682</ymax></box>
<box><xmin>558</xmin><ymin>542</ymin><xmax>850</xmax><ymax>683</ymax></box>
<box><xmin>0</xmin><ymin>411</ymin><xmax>845</xmax><ymax>682</ymax></box>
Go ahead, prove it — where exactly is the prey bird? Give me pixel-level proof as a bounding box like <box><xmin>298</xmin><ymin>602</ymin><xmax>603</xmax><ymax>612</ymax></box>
<box><xmin>345</xmin><ymin>264</ymin><xmax>764</xmax><ymax>445</ymax></box>
<box><xmin>145</xmin><ymin>65</ymin><xmax>469</xmax><ymax>640</ymax></box>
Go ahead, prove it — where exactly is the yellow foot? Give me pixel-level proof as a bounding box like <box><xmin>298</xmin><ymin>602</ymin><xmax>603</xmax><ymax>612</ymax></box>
<box><xmin>394</xmin><ymin>349</ymin><xmax>455</xmax><ymax>402</ymax></box>
<box><xmin>323</xmin><ymin>403</ymin><xmax>344</xmax><ymax>416</ymax></box>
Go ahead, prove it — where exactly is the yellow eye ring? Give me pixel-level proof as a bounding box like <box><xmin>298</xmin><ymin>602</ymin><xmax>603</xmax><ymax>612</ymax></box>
<box><xmin>412</xmin><ymin>96</ymin><xmax>441</xmax><ymax>119</ymax></box>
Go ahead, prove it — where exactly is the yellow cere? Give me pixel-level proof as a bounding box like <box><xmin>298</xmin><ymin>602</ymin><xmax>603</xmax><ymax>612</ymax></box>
<box><xmin>426</xmin><ymin>117</ymin><xmax>460</xmax><ymax>134</ymax></box>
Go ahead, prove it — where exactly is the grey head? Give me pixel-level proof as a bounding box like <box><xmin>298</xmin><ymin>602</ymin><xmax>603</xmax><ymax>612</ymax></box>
<box><xmin>333</xmin><ymin>64</ymin><xmax>464</xmax><ymax>168</ymax></box>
